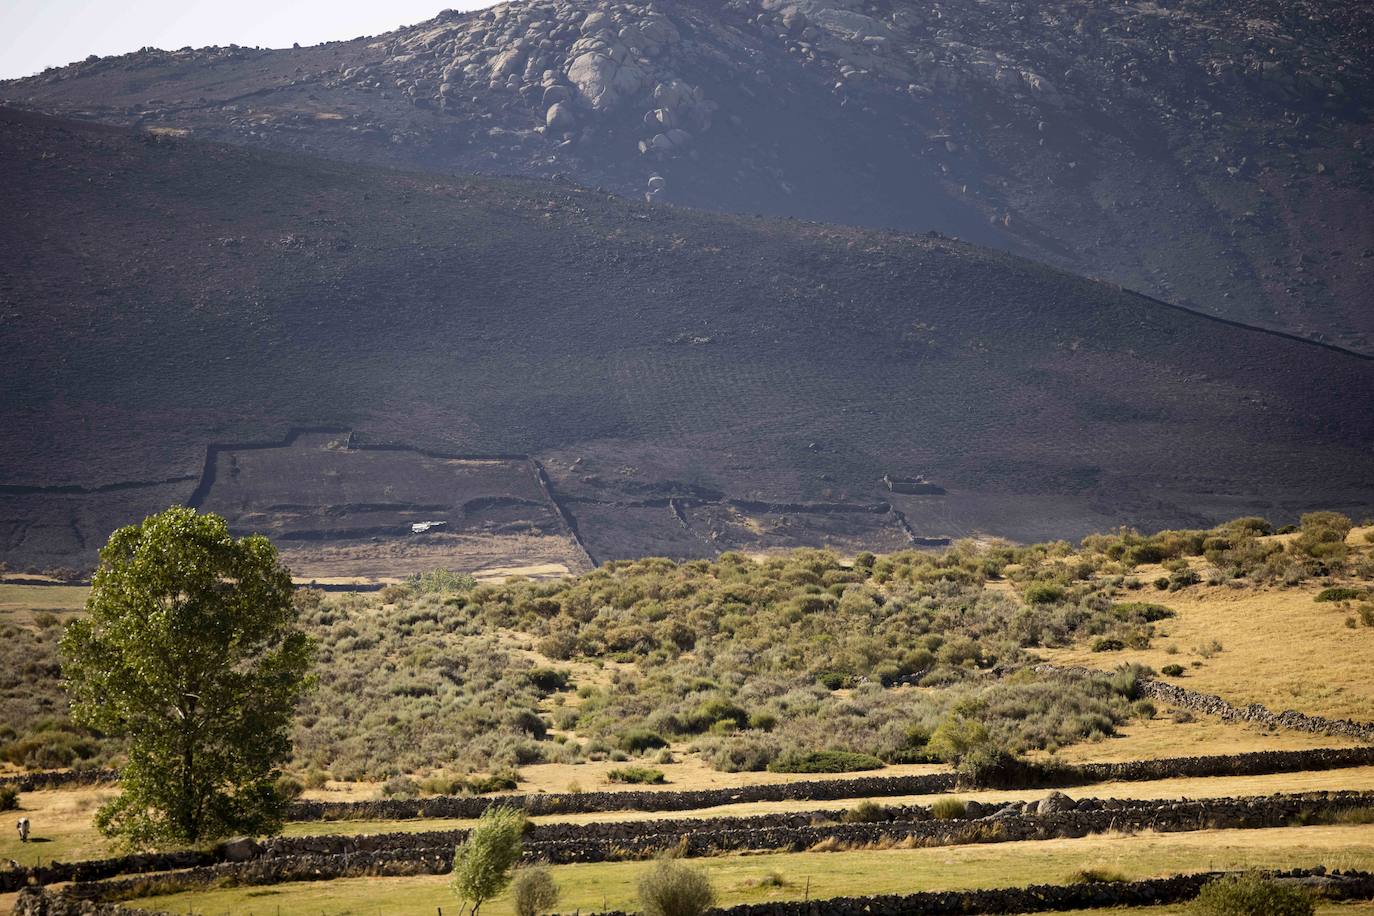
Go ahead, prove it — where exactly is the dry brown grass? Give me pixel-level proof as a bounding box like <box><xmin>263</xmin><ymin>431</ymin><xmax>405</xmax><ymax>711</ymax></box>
<box><xmin>1044</xmin><ymin>712</ymin><xmax>1361</xmax><ymax>763</ymax></box>
<box><xmin>0</xmin><ymin>583</ymin><xmax>88</xmax><ymax>628</ymax></box>
<box><xmin>1042</xmin><ymin>577</ymin><xmax>1374</xmax><ymax>721</ymax></box>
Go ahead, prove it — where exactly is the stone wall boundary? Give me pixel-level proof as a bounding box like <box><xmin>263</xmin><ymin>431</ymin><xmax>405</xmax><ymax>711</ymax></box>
<box><xmin>284</xmin><ymin>745</ymin><xmax>1374</xmax><ymax>822</ymax></box>
<box><xmin>12</xmin><ymin>868</ymin><xmax>1374</xmax><ymax>916</ymax></box>
<box><xmin>17</xmin><ymin>791</ymin><xmax>1370</xmax><ymax>898</ymax></box>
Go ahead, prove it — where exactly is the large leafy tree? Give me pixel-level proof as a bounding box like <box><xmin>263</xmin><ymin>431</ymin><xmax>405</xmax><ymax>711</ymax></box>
<box><xmin>61</xmin><ymin>507</ymin><xmax>314</xmax><ymax>847</ymax></box>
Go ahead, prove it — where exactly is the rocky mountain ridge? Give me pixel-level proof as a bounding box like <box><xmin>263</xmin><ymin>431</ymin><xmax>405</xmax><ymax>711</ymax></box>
<box><xmin>5</xmin><ymin>0</ymin><xmax>1373</xmax><ymax>349</ymax></box>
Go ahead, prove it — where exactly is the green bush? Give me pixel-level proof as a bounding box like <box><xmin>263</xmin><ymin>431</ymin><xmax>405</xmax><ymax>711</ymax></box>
<box><xmin>638</xmin><ymin>859</ymin><xmax>717</xmax><ymax>916</ymax></box>
<box><xmin>841</xmin><ymin>800</ymin><xmax>889</xmax><ymax>823</ymax></box>
<box><xmin>607</xmin><ymin>766</ymin><xmax>666</xmax><ymax>785</ymax></box>
<box><xmin>1068</xmin><ymin>867</ymin><xmax>1128</xmax><ymax>884</ymax></box>
<box><xmin>512</xmin><ymin>866</ymin><xmax>560</xmax><ymax>916</ymax></box>
<box><xmin>527</xmin><ymin>668</ymin><xmax>570</xmax><ymax>693</ymax></box>
<box><xmin>1315</xmin><ymin>586</ymin><xmax>1363</xmax><ymax>602</ymax></box>
<box><xmin>1161</xmin><ymin>664</ymin><xmax>1185</xmax><ymax>677</ymax></box>
<box><xmin>467</xmin><ymin>773</ymin><xmax>519</xmax><ymax>794</ymax></box>
<box><xmin>1091</xmin><ymin>637</ymin><xmax>1125</xmax><ymax>652</ymax></box>
<box><xmin>927</xmin><ymin>715</ymin><xmax>990</xmax><ymax>763</ymax></box>
<box><xmin>1189</xmin><ymin>873</ymin><xmax>1313</xmax><ymax>916</ymax></box>
<box><xmin>274</xmin><ymin>775</ymin><xmax>304</xmax><ymax>801</ymax></box>
<box><xmin>0</xmin><ymin>786</ymin><xmax>18</xmax><ymax>811</ymax></box>
<box><xmin>619</xmin><ymin>729</ymin><xmax>669</xmax><ymax>754</ymax></box>
<box><xmin>930</xmin><ymin>797</ymin><xmax>967</xmax><ymax>819</ymax></box>
<box><xmin>767</xmin><ymin>750</ymin><xmax>884</xmax><ymax>773</ymax></box>
<box><xmin>1111</xmin><ymin>602</ymin><xmax>1175</xmax><ymax>622</ymax></box>
<box><xmin>1024</xmin><ymin>583</ymin><xmax>1066</xmax><ymax>604</ymax></box>
<box><xmin>817</xmin><ymin>671</ymin><xmax>849</xmax><ymax>691</ymax></box>
<box><xmin>955</xmin><ymin>748</ymin><xmax>1076</xmax><ymax>789</ymax></box>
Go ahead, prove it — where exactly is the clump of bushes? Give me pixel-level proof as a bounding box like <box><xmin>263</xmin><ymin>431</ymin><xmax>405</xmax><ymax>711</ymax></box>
<box><xmin>1067</xmin><ymin>867</ymin><xmax>1128</xmax><ymax>884</ymax></box>
<box><xmin>1189</xmin><ymin>873</ymin><xmax>1313</xmax><ymax>916</ymax></box>
<box><xmin>619</xmin><ymin>729</ymin><xmax>669</xmax><ymax>754</ymax></box>
<box><xmin>0</xmin><ymin>786</ymin><xmax>18</xmax><ymax>811</ymax></box>
<box><xmin>930</xmin><ymin>797</ymin><xmax>967</xmax><ymax>819</ymax></box>
<box><xmin>1091</xmin><ymin>637</ymin><xmax>1125</xmax><ymax>652</ymax></box>
<box><xmin>638</xmin><ymin>859</ymin><xmax>717</xmax><ymax>916</ymax></box>
<box><xmin>1161</xmin><ymin>664</ymin><xmax>1185</xmax><ymax>677</ymax></box>
<box><xmin>607</xmin><ymin>766</ymin><xmax>667</xmax><ymax>785</ymax></box>
<box><xmin>512</xmin><ymin>866</ymin><xmax>559</xmax><ymax>916</ymax></box>
<box><xmin>1315</xmin><ymin>586</ymin><xmax>1364</xmax><ymax>602</ymax></box>
<box><xmin>767</xmin><ymin>750</ymin><xmax>884</xmax><ymax>773</ymax></box>
<box><xmin>841</xmin><ymin>800</ymin><xmax>890</xmax><ymax>823</ymax></box>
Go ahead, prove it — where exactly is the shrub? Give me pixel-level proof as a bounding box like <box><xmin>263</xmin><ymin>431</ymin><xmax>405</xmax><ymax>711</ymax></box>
<box><xmin>927</xmin><ymin>715</ymin><xmax>990</xmax><ymax>763</ymax></box>
<box><xmin>930</xmin><ymin>797</ymin><xmax>967</xmax><ymax>819</ymax></box>
<box><xmin>1091</xmin><ymin>637</ymin><xmax>1125</xmax><ymax>652</ymax></box>
<box><xmin>512</xmin><ymin>866</ymin><xmax>560</xmax><ymax>916</ymax></box>
<box><xmin>1024</xmin><ymin>583</ymin><xmax>1066</xmax><ymax>604</ymax></box>
<box><xmin>1189</xmin><ymin>873</ymin><xmax>1313</xmax><ymax>916</ymax></box>
<box><xmin>1359</xmin><ymin>605</ymin><xmax>1374</xmax><ymax>628</ymax></box>
<box><xmin>956</xmin><ymin>748</ymin><xmax>1075</xmax><ymax>789</ymax></box>
<box><xmin>817</xmin><ymin>671</ymin><xmax>848</xmax><ymax>690</ymax></box>
<box><xmin>1196</xmin><ymin>639</ymin><xmax>1223</xmax><ymax>659</ymax></box>
<box><xmin>638</xmin><ymin>859</ymin><xmax>717</xmax><ymax>916</ymax></box>
<box><xmin>1112</xmin><ymin>602</ymin><xmax>1175</xmax><ymax>622</ymax></box>
<box><xmin>767</xmin><ymin>750</ymin><xmax>884</xmax><ymax>773</ymax></box>
<box><xmin>608</xmin><ymin>766</ymin><xmax>666</xmax><ymax>785</ymax></box>
<box><xmin>1068</xmin><ymin>867</ymin><xmax>1128</xmax><ymax>884</ymax></box>
<box><xmin>527</xmin><ymin>668</ymin><xmax>570</xmax><ymax>693</ymax></box>
<box><xmin>274</xmin><ymin>775</ymin><xmax>304</xmax><ymax>801</ymax></box>
<box><xmin>467</xmin><ymin>773</ymin><xmax>519</xmax><ymax>794</ymax></box>
<box><xmin>383</xmin><ymin>776</ymin><xmax>419</xmax><ymax>798</ymax></box>
<box><xmin>0</xmin><ymin>786</ymin><xmax>17</xmax><ymax>811</ymax></box>
<box><xmin>619</xmin><ymin>729</ymin><xmax>670</xmax><ymax>754</ymax></box>
<box><xmin>1161</xmin><ymin>664</ymin><xmax>1185</xmax><ymax>677</ymax></box>
<box><xmin>841</xmin><ymin>800</ymin><xmax>889</xmax><ymax>823</ymax></box>
<box><xmin>1315</xmin><ymin>587</ymin><xmax>1363</xmax><ymax>602</ymax></box>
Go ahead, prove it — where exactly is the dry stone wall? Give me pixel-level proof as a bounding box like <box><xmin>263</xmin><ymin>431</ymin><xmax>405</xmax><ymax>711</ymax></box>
<box><xmin>285</xmin><ymin>745</ymin><xmax>1374</xmax><ymax>822</ymax></box>
<box><xmin>16</xmin><ymin>868</ymin><xmax>1374</xmax><ymax>916</ymax></box>
<box><xmin>23</xmin><ymin>792</ymin><xmax>1371</xmax><ymax>899</ymax></box>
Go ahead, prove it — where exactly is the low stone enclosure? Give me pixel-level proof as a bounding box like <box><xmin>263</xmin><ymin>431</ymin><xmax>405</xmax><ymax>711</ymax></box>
<box><xmin>286</xmin><ymin>745</ymin><xmax>1374</xmax><ymax>822</ymax></box>
<box><xmin>8</xmin><ymin>790</ymin><xmax>1371</xmax><ymax>897</ymax></box>
<box><xmin>13</xmin><ymin>868</ymin><xmax>1374</xmax><ymax>916</ymax></box>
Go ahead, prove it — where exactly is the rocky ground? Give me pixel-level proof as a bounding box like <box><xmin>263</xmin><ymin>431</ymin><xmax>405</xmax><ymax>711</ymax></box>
<box><xmin>4</xmin><ymin>0</ymin><xmax>1372</xmax><ymax>349</ymax></box>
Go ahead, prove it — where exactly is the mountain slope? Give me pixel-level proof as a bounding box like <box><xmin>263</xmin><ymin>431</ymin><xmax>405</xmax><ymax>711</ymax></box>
<box><xmin>1</xmin><ymin>107</ymin><xmax>1371</xmax><ymax>571</ymax></box>
<box><xmin>3</xmin><ymin>0</ymin><xmax>1372</xmax><ymax>350</ymax></box>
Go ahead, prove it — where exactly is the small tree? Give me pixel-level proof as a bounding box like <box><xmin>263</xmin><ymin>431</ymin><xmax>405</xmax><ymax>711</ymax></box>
<box><xmin>451</xmin><ymin>806</ymin><xmax>526</xmax><ymax>916</ymax></box>
<box><xmin>638</xmin><ymin>859</ymin><xmax>717</xmax><ymax>916</ymax></box>
<box><xmin>60</xmin><ymin>507</ymin><xmax>314</xmax><ymax>847</ymax></box>
<box><xmin>512</xmin><ymin>865</ymin><xmax>560</xmax><ymax>916</ymax></box>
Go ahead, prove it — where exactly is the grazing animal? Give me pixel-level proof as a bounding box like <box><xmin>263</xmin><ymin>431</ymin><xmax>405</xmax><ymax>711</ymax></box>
<box><xmin>16</xmin><ymin>817</ymin><xmax>29</xmax><ymax>842</ymax></box>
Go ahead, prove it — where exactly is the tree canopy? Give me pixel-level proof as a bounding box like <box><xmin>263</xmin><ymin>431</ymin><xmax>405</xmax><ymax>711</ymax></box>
<box><xmin>451</xmin><ymin>806</ymin><xmax>526</xmax><ymax>916</ymax></box>
<box><xmin>61</xmin><ymin>507</ymin><xmax>314</xmax><ymax>847</ymax></box>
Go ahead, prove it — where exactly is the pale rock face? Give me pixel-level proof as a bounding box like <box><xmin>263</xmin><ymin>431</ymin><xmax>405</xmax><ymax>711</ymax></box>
<box><xmin>546</xmin><ymin>101</ymin><xmax>576</xmax><ymax>130</ymax></box>
<box><xmin>565</xmin><ymin>35</ymin><xmax>644</xmax><ymax>110</ymax></box>
<box><xmin>489</xmin><ymin>46</ymin><xmax>526</xmax><ymax>79</ymax></box>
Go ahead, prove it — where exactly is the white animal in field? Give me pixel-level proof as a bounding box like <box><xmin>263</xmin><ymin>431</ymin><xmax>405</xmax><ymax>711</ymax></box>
<box><xmin>16</xmin><ymin>817</ymin><xmax>29</xmax><ymax>842</ymax></box>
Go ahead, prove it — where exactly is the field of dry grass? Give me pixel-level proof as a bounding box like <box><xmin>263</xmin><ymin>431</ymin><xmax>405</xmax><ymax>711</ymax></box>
<box><xmin>0</xmin><ymin>583</ymin><xmax>87</xmax><ymax>627</ymax></box>
<box><xmin>1042</xmin><ymin>578</ymin><xmax>1374</xmax><ymax>722</ymax></box>
<box><xmin>131</xmin><ymin>825</ymin><xmax>1374</xmax><ymax>915</ymax></box>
